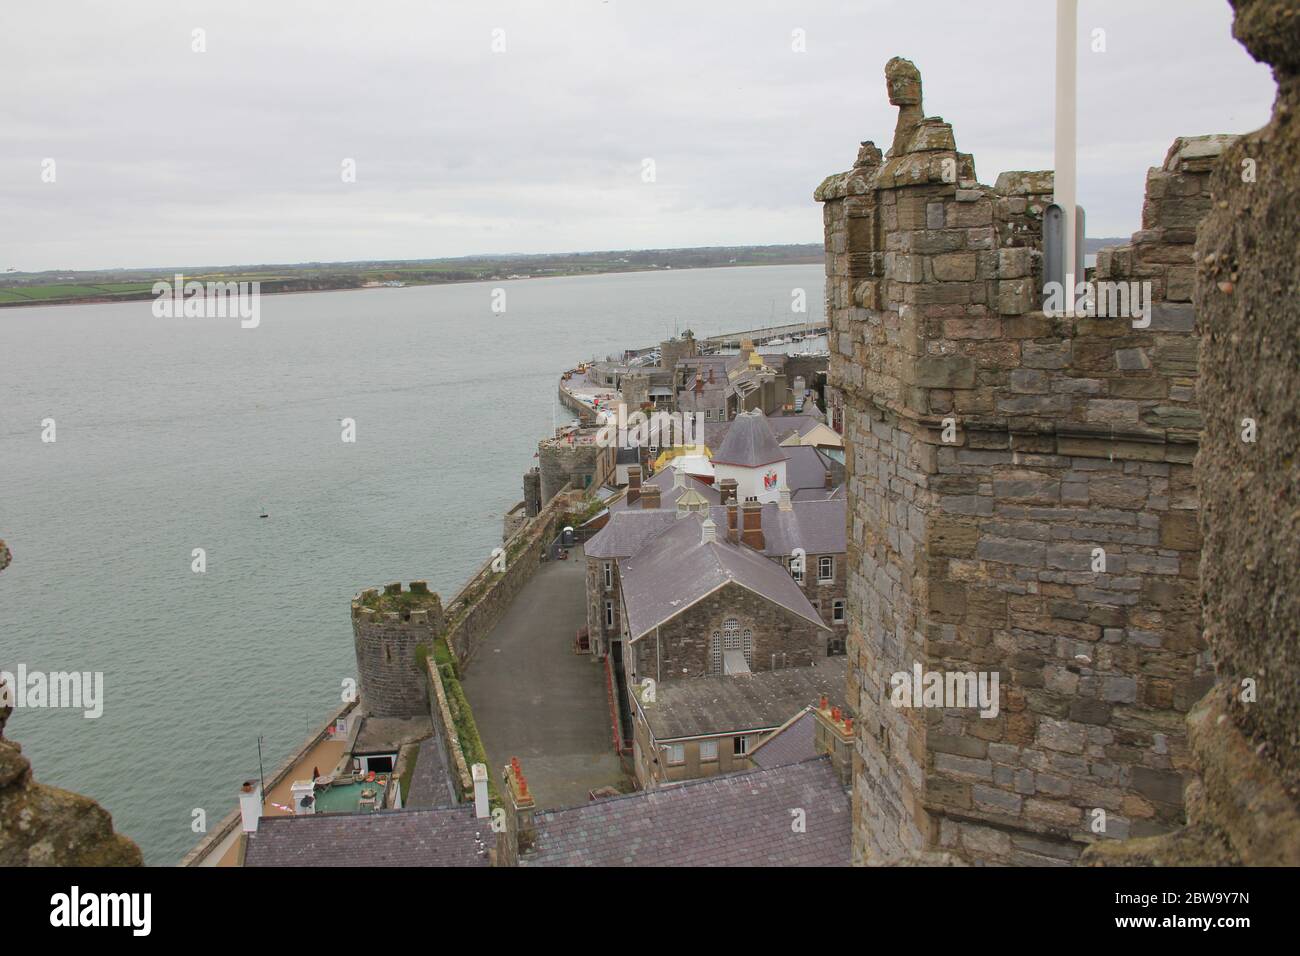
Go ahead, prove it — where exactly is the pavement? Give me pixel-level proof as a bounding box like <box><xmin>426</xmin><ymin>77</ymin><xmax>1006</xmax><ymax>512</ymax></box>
<box><xmin>461</xmin><ymin>545</ymin><xmax>627</xmax><ymax>811</ymax></box>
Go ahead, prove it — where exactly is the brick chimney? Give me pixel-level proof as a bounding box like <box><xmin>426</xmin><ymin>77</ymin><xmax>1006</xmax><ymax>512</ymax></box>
<box><xmin>495</xmin><ymin>757</ymin><xmax>536</xmax><ymax>868</ymax></box>
<box><xmin>627</xmin><ymin>464</ymin><xmax>641</xmax><ymax>505</ymax></box>
<box><xmin>824</xmin><ymin>469</ymin><xmax>833</xmax><ymax>489</ymax></box>
<box><xmin>813</xmin><ymin>700</ymin><xmax>854</xmax><ymax>788</ymax></box>
<box><xmin>641</xmin><ymin>484</ymin><xmax>661</xmax><ymax>509</ymax></box>
<box><xmin>718</xmin><ymin>477</ymin><xmax>738</xmax><ymax>505</ymax></box>
<box><xmin>726</xmin><ymin>501</ymin><xmax>739</xmax><ymax>543</ymax></box>
<box><xmin>741</xmin><ymin>499</ymin><xmax>764</xmax><ymax>550</ymax></box>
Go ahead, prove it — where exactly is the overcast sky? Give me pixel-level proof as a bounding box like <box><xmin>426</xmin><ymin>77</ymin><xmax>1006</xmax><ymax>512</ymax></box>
<box><xmin>1</xmin><ymin>0</ymin><xmax>1277</xmax><ymax>273</ymax></box>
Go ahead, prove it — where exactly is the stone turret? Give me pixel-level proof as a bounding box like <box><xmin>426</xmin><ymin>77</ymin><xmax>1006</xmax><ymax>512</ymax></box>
<box><xmin>351</xmin><ymin>581</ymin><xmax>445</xmax><ymax>718</ymax></box>
<box><xmin>820</xmin><ymin>57</ymin><xmax>1219</xmax><ymax>866</ymax></box>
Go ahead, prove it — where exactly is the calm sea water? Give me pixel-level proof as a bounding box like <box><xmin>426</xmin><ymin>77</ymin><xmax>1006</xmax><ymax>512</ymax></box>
<box><xmin>0</xmin><ymin>263</ymin><xmax>824</xmax><ymax>863</ymax></box>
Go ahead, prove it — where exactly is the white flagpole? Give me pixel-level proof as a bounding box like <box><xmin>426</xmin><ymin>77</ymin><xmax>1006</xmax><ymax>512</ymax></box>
<box><xmin>1056</xmin><ymin>0</ymin><xmax>1078</xmax><ymax>313</ymax></box>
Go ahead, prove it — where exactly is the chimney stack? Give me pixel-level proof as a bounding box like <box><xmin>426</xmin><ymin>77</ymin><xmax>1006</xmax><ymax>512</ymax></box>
<box><xmin>813</xmin><ymin>701</ymin><xmax>855</xmax><ymax>788</ymax></box>
<box><xmin>674</xmin><ymin>466</ymin><xmax>685</xmax><ymax>490</ymax></box>
<box><xmin>824</xmin><ymin>470</ymin><xmax>833</xmax><ymax>489</ymax></box>
<box><xmin>239</xmin><ymin>780</ymin><xmax>262</xmax><ymax>833</ymax></box>
<box><xmin>726</xmin><ymin>501</ymin><xmax>739</xmax><ymax>543</ymax></box>
<box><xmin>718</xmin><ymin>478</ymin><xmax>738</xmax><ymax>505</ymax></box>
<box><xmin>741</xmin><ymin>500</ymin><xmax>765</xmax><ymax>550</ymax></box>
<box><xmin>627</xmin><ymin>464</ymin><xmax>641</xmax><ymax>505</ymax></box>
<box><xmin>641</xmin><ymin>484</ymin><xmax>661</xmax><ymax>509</ymax></box>
<box><xmin>778</xmin><ymin>484</ymin><xmax>793</xmax><ymax>512</ymax></box>
<box><xmin>472</xmin><ymin>763</ymin><xmax>490</xmax><ymax>819</ymax></box>
<box><xmin>701</xmin><ymin>517</ymin><xmax>718</xmax><ymax>544</ymax></box>
<box><xmin>495</xmin><ymin>757</ymin><xmax>536</xmax><ymax>868</ymax></box>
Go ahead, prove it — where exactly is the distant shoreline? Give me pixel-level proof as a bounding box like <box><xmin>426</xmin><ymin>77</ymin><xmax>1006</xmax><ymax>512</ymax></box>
<box><xmin>0</xmin><ymin>246</ymin><xmax>826</xmax><ymax>311</ymax></box>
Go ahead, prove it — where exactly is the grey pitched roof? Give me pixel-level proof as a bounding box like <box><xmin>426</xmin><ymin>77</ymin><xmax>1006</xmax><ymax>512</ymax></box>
<box><xmin>750</xmin><ymin>708</ymin><xmax>818</xmax><ymax>770</ymax></box>
<box><xmin>243</xmin><ymin>806</ymin><xmax>491</xmax><ymax>867</ymax></box>
<box><xmin>585</xmin><ymin>509</ymin><xmax>678</xmax><ymax>558</ymax></box>
<box><xmin>733</xmin><ymin>497</ymin><xmax>846</xmax><ymax>558</ymax></box>
<box><xmin>712</xmin><ymin>409</ymin><xmax>788</xmax><ymax>467</ymax></box>
<box><xmin>620</xmin><ymin>514</ymin><xmax>827</xmax><ymax>640</ymax></box>
<box><xmin>783</xmin><ymin>444</ymin><xmax>841</xmax><ymax>493</ymax></box>
<box><xmin>523</xmin><ymin>757</ymin><xmax>850</xmax><ymax>867</ymax></box>
<box><xmin>792</xmin><ymin>484</ymin><xmax>846</xmax><ymax>502</ymax></box>
<box><xmin>636</xmin><ymin>658</ymin><xmax>847</xmax><ymax>741</ymax></box>
<box><xmin>767</xmin><ymin>415</ymin><xmax>823</xmax><ymax>443</ymax></box>
<box><xmin>405</xmin><ymin>736</ymin><xmax>454</xmax><ymax>810</ymax></box>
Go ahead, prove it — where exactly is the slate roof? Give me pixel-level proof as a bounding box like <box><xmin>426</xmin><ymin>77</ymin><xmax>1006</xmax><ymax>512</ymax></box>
<box><xmin>713</xmin><ymin>497</ymin><xmax>844</xmax><ymax>559</ymax></box>
<box><xmin>636</xmin><ymin>657</ymin><xmax>847</xmax><ymax>741</ymax></box>
<box><xmin>767</xmin><ymin>414</ymin><xmax>824</xmax><ymax>443</ymax></box>
<box><xmin>523</xmin><ymin>757</ymin><xmax>850</xmax><ymax>867</ymax></box>
<box><xmin>242</xmin><ymin>805</ymin><xmax>491</xmax><ymax>867</ymax></box>
<box><xmin>405</xmin><ymin>736</ymin><xmax>454</xmax><ymax>810</ymax></box>
<box><xmin>784</xmin><ymin>444</ymin><xmax>841</xmax><ymax>493</ymax></box>
<box><xmin>750</xmin><ymin>708</ymin><xmax>819</xmax><ymax>770</ymax></box>
<box><xmin>792</xmin><ymin>484</ymin><xmax>846</xmax><ymax>502</ymax></box>
<box><xmin>619</xmin><ymin>513</ymin><xmax>827</xmax><ymax>640</ymax></box>
<box><xmin>712</xmin><ymin>409</ymin><xmax>789</xmax><ymax>467</ymax></box>
<box><xmin>585</xmin><ymin>509</ymin><xmax>678</xmax><ymax>558</ymax></box>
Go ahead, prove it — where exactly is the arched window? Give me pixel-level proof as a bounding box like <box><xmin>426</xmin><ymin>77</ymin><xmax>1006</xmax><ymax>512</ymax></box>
<box><xmin>707</xmin><ymin>619</ymin><xmax>754</xmax><ymax>672</ymax></box>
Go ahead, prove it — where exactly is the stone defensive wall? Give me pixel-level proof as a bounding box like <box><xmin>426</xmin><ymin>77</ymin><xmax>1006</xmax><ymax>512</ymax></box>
<box><xmin>442</xmin><ymin>488</ymin><xmax>579</xmax><ymax>666</ymax></box>
<box><xmin>820</xmin><ymin>57</ymin><xmax>1225</xmax><ymax>865</ymax></box>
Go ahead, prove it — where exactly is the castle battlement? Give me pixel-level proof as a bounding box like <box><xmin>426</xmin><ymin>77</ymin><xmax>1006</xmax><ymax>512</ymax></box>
<box><xmin>351</xmin><ymin>580</ymin><xmax>444</xmax><ymax>719</ymax></box>
<box><xmin>821</xmin><ymin>56</ymin><xmax>1222</xmax><ymax>867</ymax></box>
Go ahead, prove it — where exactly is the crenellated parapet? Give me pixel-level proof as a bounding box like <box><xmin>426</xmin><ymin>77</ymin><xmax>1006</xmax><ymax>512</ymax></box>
<box><xmin>820</xmin><ymin>57</ymin><xmax>1224</xmax><ymax>866</ymax></box>
<box><xmin>351</xmin><ymin>581</ymin><xmax>445</xmax><ymax>719</ymax></box>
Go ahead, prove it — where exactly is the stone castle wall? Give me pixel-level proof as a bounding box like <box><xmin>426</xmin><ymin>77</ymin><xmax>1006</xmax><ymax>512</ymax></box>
<box><xmin>1085</xmin><ymin>0</ymin><xmax>1300</xmax><ymax>867</ymax></box>
<box><xmin>820</xmin><ymin>57</ymin><xmax>1222</xmax><ymax>864</ymax></box>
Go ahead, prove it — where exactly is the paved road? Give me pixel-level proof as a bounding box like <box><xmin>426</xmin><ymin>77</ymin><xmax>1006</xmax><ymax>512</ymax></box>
<box><xmin>461</xmin><ymin>545</ymin><xmax>626</xmax><ymax>810</ymax></box>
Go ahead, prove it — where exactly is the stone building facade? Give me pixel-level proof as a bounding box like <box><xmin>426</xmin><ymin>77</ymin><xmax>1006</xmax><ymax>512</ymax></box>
<box><xmin>820</xmin><ymin>57</ymin><xmax>1220</xmax><ymax>865</ymax></box>
<box><xmin>628</xmin><ymin>581</ymin><xmax>828</xmax><ymax>684</ymax></box>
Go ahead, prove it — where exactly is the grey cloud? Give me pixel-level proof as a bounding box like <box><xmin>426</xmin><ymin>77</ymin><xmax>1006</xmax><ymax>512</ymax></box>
<box><xmin>0</xmin><ymin>0</ymin><xmax>1276</xmax><ymax>271</ymax></box>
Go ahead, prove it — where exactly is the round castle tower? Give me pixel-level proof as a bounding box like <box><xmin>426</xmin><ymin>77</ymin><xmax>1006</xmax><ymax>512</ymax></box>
<box><xmin>351</xmin><ymin>581</ymin><xmax>444</xmax><ymax>718</ymax></box>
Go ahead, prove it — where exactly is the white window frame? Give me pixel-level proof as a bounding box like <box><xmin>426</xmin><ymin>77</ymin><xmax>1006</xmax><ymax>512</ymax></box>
<box><xmin>818</xmin><ymin>555</ymin><xmax>834</xmax><ymax>583</ymax></box>
<box><xmin>733</xmin><ymin>735</ymin><xmax>749</xmax><ymax>756</ymax></box>
<box><xmin>700</xmin><ymin>739</ymin><xmax>718</xmax><ymax>762</ymax></box>
<box><xmin>665</xmin><ymin>743</ymin><xmax>685</xmax><ymax>766</ymax></box>
<box><xmin>603</xmin><ymin>561</ymin><xmax>613</xmax><ymax>590</ymax></box>
<box><xmin>604</xmin><ymin>600</ymin><xmax>614</xmax><ymax>628</ymax></box>
<box><xmin>833</xmin><ymin>599</ymin><xmax>846</xmax><ymax>623</ymax></box>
